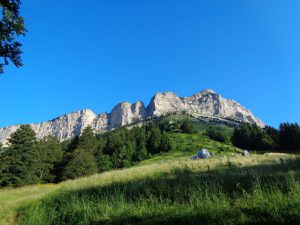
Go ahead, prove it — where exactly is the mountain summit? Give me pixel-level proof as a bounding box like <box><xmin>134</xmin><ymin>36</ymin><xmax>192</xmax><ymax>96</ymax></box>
<box><xmin>0</xmin><ymin>89</ymin><xmax>264</xmax><ymax>145</ymax></box>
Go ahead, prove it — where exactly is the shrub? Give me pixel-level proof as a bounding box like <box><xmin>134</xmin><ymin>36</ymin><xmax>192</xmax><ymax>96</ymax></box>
<box><xmin>205</xmin><ymin>126</ymin><xmax>226</xmax><ymax>143</ymax></box>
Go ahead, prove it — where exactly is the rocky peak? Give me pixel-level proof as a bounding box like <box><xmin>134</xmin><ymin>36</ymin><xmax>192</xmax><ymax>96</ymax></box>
<box><xmin>131</xmin><ymin>101</ymin><xmax>147</xmax><ymax>118</ymax></box>
<box><xmin>110</xmin><ymin>101</ymin><xmax>146</xmax><ymax>128</ymax></box>
<box><xmin>0</xmin><ymin>89</ymin><xmax>265</xmax><ymax>145</ymax></box>
<box><xmin>147</xmin><ymin>92</ymin><xmax>184</xmax><ymax>116</ymax></box>
<box><xmin>146</xmin><ymin>90</ymin><xmax>264</xmax><ymax>127</ymax></box>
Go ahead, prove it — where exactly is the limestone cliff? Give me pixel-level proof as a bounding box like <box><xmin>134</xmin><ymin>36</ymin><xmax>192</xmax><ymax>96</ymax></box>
<box><xmin>0</xmin><ymin>89</ymin><xmax>265</xmax><ymax>145</ymax></box>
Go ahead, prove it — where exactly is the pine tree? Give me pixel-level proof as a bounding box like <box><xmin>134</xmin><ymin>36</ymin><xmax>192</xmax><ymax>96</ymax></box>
<box><xmin>159</xmin><ymin>131</ymin><xmax>172</xmax><ymax>153</ymax></box>
<box><xmin>279</xmin><ymin>123</ymin><xmax>300</xmax><ymax>151</ymax></box>
<box><xmin>2</xmin><ymin>125</ymin><xmax>39</xmax><ymax>186</ymax></box>
<box><xmin>36</xmin><ymin>136</ymin><xmax>63</xmax><ymax>183</ymax></box>
<box><xmin>180</xmin><ymin>121</ymin><xmax>196</xmax><ymax>134</ymax></box>
<box><xmin>132</xmin><ymin>127</ymin><xmax>148</xmax><ymax>161</ymax></box>
<box><xmin>232</xmin><ymin>123</ymin><xmax>274</xmax><ymax>150</ymax></box>
<box><xmin>97</xmin><ymin>154</ymin><xmax>113</xmax><ymax>172</ymax></box>
<box><xmin>206</xmin><ymin>126</ymin><xmax>226</xmax><ymax>143</ymax></box>
<box><xmin>77</xmin><ymin>126</ymin><xmax>97</xmax><ymax>154</ymax></box>
<box><xmin>62</xmin><ymin>148</ymin><xmax>98</xmax><ymax>180</ymax></box>
<box><xmin>147</xmin><ymin>125</ymin><xmax>162</xmax><ymax>154</ymax></box>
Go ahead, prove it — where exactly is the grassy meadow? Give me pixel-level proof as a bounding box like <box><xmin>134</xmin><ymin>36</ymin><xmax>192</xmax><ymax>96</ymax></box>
<box><xmin>138</xmin><ymin>114</ymin><xmax>239</xmax><ymax>165</ymax></box>
<box><xmin>1</xmin><ymin>117</ymin><xmax>299</xmax><ymax>224</ymax></box>
<box><xmin>1</xmin><ymin>153</ymin><xmax>299</xmax><ymax>225</ymax></box>
<box><xmin>139</xmin><ymin>132</ymin><xmax>240</xmax><ymax>165</ymax></box>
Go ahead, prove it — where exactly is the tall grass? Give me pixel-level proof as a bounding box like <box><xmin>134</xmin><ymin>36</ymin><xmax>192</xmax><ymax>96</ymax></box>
<box><xmin>0</xmin><ymin>184</ymin><xmax>59</xmax><ymax>224</ymax></box>
<box><xmin>14</xmin><ymin>154</ymin><xmax>300</xmax><ymax>225</ymax></box>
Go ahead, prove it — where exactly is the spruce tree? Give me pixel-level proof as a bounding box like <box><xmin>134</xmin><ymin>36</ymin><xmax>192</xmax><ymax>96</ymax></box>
<box><xmin>279</xmin><ymin>123</ymin><xmax>300</xmax><ymax>151</ymax></box>
<box><xmin>95</xmin><ymin>138</ymin><xmax>113</xmax><ymax>172</ymax></box>
<box><xmin>2</xmin><ymin>125</ymin><xmax>39</xmax><ymax>186</ymax></box>
<box><xmin>206</xmin><ymin>126</ymin><xmax>226</xmax><ymax>143</ymax></box>
<box><xmin>97</xmin><ymin>154</ymin><xmax>113</xmax><ymax>172</ymax></box>
<box><xmin>132</xmin><ymin>127</ymin><xmax>148</xmax><ymax>161</ymax></box>
<box><xmin>36</xmin><ymin>136</ymin><xmax>63</xmax><ymax>183</ymax></box>
<box><xmin>147</xmin><ymin>125</ymin><xmax>162</xmax><ymax>154</ymax></box>
<box><xmin>62</xmin><ymin>148</ymin><xmax>98</xmax><ymax>180</ymax></box>
<box><xmin>159</xmin><ymin>131</ymin><xmax>172</xmax><ymax>153</ymax></box>
<box><xmin>180</xmin><ymin>121</ymin><xmax>196</xmax><ymax>134</ymax></box>
<box><xmin>77</xmin><ymin>126</ymin><xmax>97</xmax><ymax>154</ymax></box>
<box><xmin>232</xmin><ymin>123</ymin><xmax>274</xmax><ymax>150</ymax></box>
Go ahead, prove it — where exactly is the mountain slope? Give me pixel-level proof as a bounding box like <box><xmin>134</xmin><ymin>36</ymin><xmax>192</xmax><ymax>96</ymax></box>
<box><xmin>1</xmin><ymin>154</ymin><xmax>298</xmax><ymax>225</ymax></box>
<box><xmin>0</xmin><ymin>89</ymin><xmax>264</xmax><ymax>145</ymax></box>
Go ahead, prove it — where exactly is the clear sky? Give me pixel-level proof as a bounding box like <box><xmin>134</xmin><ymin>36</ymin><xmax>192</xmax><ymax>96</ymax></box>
<box><xmin>1</xmin><ymin>0</ymin><xmax>299</xmax><ymax>128</ymax></box>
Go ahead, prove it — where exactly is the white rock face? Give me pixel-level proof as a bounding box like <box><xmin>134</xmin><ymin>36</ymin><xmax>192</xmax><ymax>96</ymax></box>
<box><xmin>148</xmin><ymin>89</ymin><xmax>264</xmax><ymax>127</ymax></box>
<box><xmin>0</xmin><ymin>89</ymin><xmax>265</xmax><ymax>145</ymax></box>
<box><xmin>0</xmin><ymin>109</ymin><xmax>99</xmax><ymax>146</ymax></box>
<box><xmin>147</xmin><ymin>92</ymin><xmax>184</xmax><ymax>116</ymax></box>
<box><xmin>110</xmin><ymin>101</ymin><xmax>146</xmax><ymax>128</ymax></box>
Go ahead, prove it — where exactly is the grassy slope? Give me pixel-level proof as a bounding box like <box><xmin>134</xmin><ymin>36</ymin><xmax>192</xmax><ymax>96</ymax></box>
<box><xmin>1</xmin><ymin>154</ymin><xmax>300</xmax><ymax>225</ymax></box>
<box><xmin>1</xmin><ymin>118</ymin><xmax>299</xmax><ymax>224</ymax></box>
<box><xmin>159</xmin><ymin>114</ymin><xmax>235</xmax><ymax>136</ymax></box>
<box><xmin>139</xmin><ymin>114</ymin><xmax>239</xmax><ymax>165</ymax></box>
<box><xmin>139</xmin><ymin>133</ymin><xmax>240</xmax><ymax>165</ymax></box>
<box><xmin>0</xmin><ymin>184</ymin><xmax>59</xmax><ymax>224</ymax></box>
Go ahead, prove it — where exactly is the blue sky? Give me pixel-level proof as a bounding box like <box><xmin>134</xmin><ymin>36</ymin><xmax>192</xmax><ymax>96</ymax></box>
<box><xmin>0</xmin><ymin>0</ymin><xmax>299</xmax><ymax>128</ymax></box>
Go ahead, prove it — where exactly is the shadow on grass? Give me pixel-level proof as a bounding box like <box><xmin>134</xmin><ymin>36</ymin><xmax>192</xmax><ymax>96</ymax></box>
<box><xmin>90</xmin><ymin>213</ymin><xmax>300</xmax><ymax>225</ymax></box>
<box><xmin>20</xmin><ymin>157</ymin><xmax>300</xmax><ymax>225</ymax></box>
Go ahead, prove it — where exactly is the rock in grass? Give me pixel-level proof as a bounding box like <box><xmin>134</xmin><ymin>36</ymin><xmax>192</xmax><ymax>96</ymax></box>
<box><xmin>241</xmin><ymin>150</ymin><xmax>250</xmax><ymax>156</ymax></box>
<box><xmin>192</xmin><ymin>149</ymin><xmax>211</xmax><ymax>159</ymax></box>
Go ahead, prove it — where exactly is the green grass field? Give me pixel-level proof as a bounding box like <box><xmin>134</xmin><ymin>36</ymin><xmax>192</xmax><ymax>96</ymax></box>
<box><xmin>1</xmin><ymin>118</ymin><xmax>299</xmax><ymax>225</ymax></box>
<box><xmin>139</xmin><ymin>132</ymin><xmax>240</xmax><ymax>165</ymax></box>
<box><xmin>1</xmin><ymin>153</ymin><xmax>299</xmax><ymax>225</ymax></box>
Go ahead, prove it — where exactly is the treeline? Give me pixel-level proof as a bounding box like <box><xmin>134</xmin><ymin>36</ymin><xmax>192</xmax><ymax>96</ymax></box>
<box><xmin>232</xmin><ymin>122</ymin><xmax>300</xmax><ymax>151</ymax></box>
<box><xmin>0</xmin><ymin>122</ymin><xmax>173</xmax><ymax>187</ymax></box>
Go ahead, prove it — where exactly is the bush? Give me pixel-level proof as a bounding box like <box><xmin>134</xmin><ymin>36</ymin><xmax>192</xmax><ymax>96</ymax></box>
<box><xmin>180</xmin><ymin>121</ymin><xmax>196</xmax><ymax>134</ymax></box>
<box><xmin>97</xmin><ymin>154</ymin><xmax>113</xmax><ymax>172</ymax></box>
<box><xmin>62</xmin><ymin>149</ymin><xmax>98</xmax><ymax>180</ymax></box>
<box><xmin>205</xmin><ymin>126</ymin><xmax>226</xmax><ymax>143</ymax></box>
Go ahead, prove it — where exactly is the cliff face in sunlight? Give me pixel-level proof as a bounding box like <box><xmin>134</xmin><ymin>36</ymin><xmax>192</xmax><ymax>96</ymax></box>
<box><xmin>0</xmin><ymin>89</ymin><xmax>264</xmax><ymax>145</ymax></box>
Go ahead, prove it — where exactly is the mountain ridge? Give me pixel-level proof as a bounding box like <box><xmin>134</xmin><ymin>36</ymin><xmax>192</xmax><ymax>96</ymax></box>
<box><xmin>0</xmin><ymin>89</ymin><xmax>265</xmax><ymax>145</ymax></box>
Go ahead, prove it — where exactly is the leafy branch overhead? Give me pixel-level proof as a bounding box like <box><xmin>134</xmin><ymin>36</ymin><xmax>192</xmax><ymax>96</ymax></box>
<box><xmin>0</xmin><ymin>0</ymin><xmax>26</xmax><ymax>73</ymax></box>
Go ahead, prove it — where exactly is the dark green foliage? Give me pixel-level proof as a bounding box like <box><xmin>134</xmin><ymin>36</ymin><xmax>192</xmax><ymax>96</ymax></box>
<box><xmin>232</xmin><ymin>123</ymin><xmax>274</xmax><ymax>150</ymax></box>
<box><xmin>62</xmin><ymin>148</ymin><xmax>98</xmax><ymax>180</ymax></box>
<box><xmin>60</xmin><ymin>126</ymin><xmax>99</xmax><ymax>180</ymax></box>
<box><xmin>0</xmin><ymin>0</ymin><xmax>26</xmax><ymax>73</ymax></box>
<box><xmin>53</xmin><ymin>139</ymin><xmax>77</xmax><ymax>182</ymax></box>
<box><xmin>159</xmin><ymin>131</ymin><xmax>172</xmax><ymax>152</ymax></box>
<box><xmin>104</xmin><ymin>128</ymin><xmax>135</xmax><ymax>168</ymax></box>
<box><xmin>158</xmin><ymin>119</ymin><xmax>181</xmax><ymax>132</ymax></box>
<box><xmin>180</xmin><ymin>121</ymin><xmax>196</xmax><ymax>134</ymax></box>
<box><xmin>205</xmin><ymin>126</ymin><xmax>227</xmax><ymax>143</ymax></box>
<box><xmin>232</xmin><ymin>122</ymin><xmax>300</xmax><ymax>152</ymax></box>
<box><xmin>36</xmin><ymin>136</ymin><xmax>63</xmax><ymax>183</ymax></box>
<box><xmin>111</xmin><ymin>143</ymin><xmax>133</xmax><ymax>168</ymax></box>
<box><xmin>97</xmin><ymin>154</ymin><xmax>113</xmax><ymax>172</ymax></box>
<box><xmin>0</xmin><ymin>125</ymin><xmax>39</xmax><ymax>186</ymax></box>
<box><xmin>0</xmin><ymin>120</ymin><xmax>176</xmax><ymax>186</ymax></box>
<box><xmin>134</xmin><ymin>145</ymin><xmax>148</xmax><ymax>161</ymax></box>
<box><xmin>62</xmin><ymin>136</ymin><xmax>79</xmax><ymax>153</ymax></box>
<box><xmin>146</xmin><ymin>123</ymin><xmax>162</xmax><ymax>154</ymax></box>
<box><xmin>278</xmin><ymin>122</ymin><xmax>300</xmax><ymax>151</ymax></box>
<box><xmin>264</xmin><ymin>126</ymin><xmax>279</xmax><ymax>149</ymax></box>
<box><xmin>132</xmin><ymin>127</ymin><xmax>148</xmax><ymax>161</ymax></box>
<box><xmin>77</xmin><ymin>126</ymin><xmax>97</xmax><ymax>154</ymax></box>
